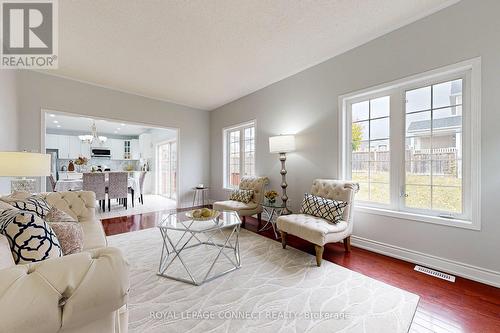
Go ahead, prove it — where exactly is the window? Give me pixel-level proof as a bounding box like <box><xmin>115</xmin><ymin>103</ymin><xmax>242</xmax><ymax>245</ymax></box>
<box><xmin>339</xmin><ymin>59</ymin><xmax>481</xmax><ymax>229</ymax></box>
<box><xmin>224</xmin><ymin>121</ymin><xmax>256</xmax><ymax>188</ymax></box>
<box><xmin>351</xmin><ymin>96</ymin><xmax>391</xmax><ymax>204</ymax></box>
<box><xmin>404</xmin><ymin>80</ymin><xmax>463</xmax><ymax>214</ymax></box>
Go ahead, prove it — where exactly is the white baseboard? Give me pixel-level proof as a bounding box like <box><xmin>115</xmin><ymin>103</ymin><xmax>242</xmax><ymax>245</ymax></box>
<box><xmin>351</xmin><ymin>235</ymin><xmax>500</xmax><ymax>288</ymax></box>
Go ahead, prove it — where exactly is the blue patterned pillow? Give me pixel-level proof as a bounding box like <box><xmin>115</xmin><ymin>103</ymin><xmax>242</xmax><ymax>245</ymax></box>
<box><xmin>0</xmin><ymin>210</ymin><xmax>62</xmax><ymax>264</ymax></box>
<box><xmin>300</xmin><ymin>193</ymin><xmax>348</xmax><ymax>224</ymax></box>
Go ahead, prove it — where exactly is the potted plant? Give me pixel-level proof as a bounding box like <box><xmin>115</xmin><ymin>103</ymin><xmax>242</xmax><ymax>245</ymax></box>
<box><xmin>264</xmin><ymin>190</ymin><xmax>279</xmax><ymax>205</ymax></box>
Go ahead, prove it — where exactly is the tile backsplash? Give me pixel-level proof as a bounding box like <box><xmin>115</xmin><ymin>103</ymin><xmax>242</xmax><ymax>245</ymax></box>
<box><xmin>58</xmin><ymin>158</ymin><xmax>142</xmax><ymax>172</ymax></box>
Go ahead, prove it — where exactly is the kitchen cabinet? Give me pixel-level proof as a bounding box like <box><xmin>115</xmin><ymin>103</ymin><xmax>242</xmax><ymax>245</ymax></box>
<box><xmin>130</xmin><ymin>139</ymin><xmax>140</xmax><ymax>159</ymax></box>
<box><xmin>80</xmin><ymin>141</ymin><xmax>91</xmax><ymax>158</ymax></box>
<box><xmin>58</xmin><ymin>135</ymin><xmax>70</xmax><ymax>159</ymax></box>
<box><xmin>68</xmin><ymin>136</ymin><xmax>80</xmax><ymax>159</ymax></box>
<box><xmin>139</xmin><ymin>133</ymin><xmax>152</xmax><ymax>159</ymax></box>
<box><xmin>110</xmin><ymin>139</ymin><xmax>124</xmax><ymax>160</ymax></box>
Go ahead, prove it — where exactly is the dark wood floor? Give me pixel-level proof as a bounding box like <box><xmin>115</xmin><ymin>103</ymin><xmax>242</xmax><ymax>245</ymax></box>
<box><xmin>101</xmin><ymin>212</ymin><xmax>500</xmax><ymax>333</ymax></box>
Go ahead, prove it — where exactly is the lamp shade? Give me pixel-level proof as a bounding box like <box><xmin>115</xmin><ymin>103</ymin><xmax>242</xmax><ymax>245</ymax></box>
<box><xmin>0</xmin><ymin>152</ymin><xmax>51</xmax><ymax>177</ymax></box>
<box><xmin>269</xmin><ymin>135</ymin><xmax>296</xmax><ymax>153</ymax></box>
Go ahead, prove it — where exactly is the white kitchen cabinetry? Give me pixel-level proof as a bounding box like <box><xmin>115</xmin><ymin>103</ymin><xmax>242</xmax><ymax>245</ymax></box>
<box><xmin>130</xmin><ymin>139</ymin><xmax>140</xmax><ymax>159</ymax></box>
<box><xmin>68</xmin><ymin>136</ymin><xmax>80</xmax><ymax>159</ymax></box>
<box><xmin>58</xmin><ymin>135</ymin><xmax>70</xmax><ymax>159</ymax></box>
<box><xmin>110</xmin><ymin>139</ymin><xmax>124</xmax><ymax>160</ymax></box>
<box><xmin>139</xmin><ymin>133</ymin><xmax>152</xmax><ymax>159</ymax></box>
<box><xmin>80</xmin><ymin>141</ymin><xmax>91</xmax><ymax>158</ymax></box>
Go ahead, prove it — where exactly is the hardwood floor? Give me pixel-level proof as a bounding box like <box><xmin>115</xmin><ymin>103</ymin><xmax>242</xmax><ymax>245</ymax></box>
<box><xmin>101</xmin><ymin>212</ymin><xmax>500</xmax><ymax>333</ymax></box>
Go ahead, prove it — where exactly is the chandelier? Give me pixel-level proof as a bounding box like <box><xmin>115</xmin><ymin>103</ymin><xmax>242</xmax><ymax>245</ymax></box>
<box><xmin>78</xmin><ymin>121</ymin><xmax>107</xmax><ymax>144</ymax></box>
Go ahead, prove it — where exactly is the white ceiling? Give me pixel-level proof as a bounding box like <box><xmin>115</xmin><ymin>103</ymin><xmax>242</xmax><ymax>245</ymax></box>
<box><xmin>45</xmin><ymin>112</ymin><xmax>175</xmax><ymax>137</ymax></box>
<box><xmin>50</xmin><ymin>0</ymin><xmax>458</xmax><ymax>110</ymax></box>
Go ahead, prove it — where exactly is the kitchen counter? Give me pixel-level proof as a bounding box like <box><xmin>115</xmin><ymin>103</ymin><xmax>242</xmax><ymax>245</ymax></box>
<box><xmin>59</xmin><ymin>171</ymin><xmax>148</xmax><ymax>180</ymax></box>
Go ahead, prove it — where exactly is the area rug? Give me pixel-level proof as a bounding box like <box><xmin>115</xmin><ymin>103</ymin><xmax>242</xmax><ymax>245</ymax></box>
<box><xmin>108</xmin><ymin>227</ymin><xmax>419</xmax><ymax>333</ymax></box>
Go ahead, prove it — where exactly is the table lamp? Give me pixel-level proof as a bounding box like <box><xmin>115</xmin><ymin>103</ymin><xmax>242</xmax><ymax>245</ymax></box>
<box><xmin>269</xmin><ymin>135</ymin><xmax>295</xmax><ymax>215</ymax></box>
<box><xmin>0</xmin><ymin>152</ymin><xmax>51</xmax><ymax>193</ymax></box>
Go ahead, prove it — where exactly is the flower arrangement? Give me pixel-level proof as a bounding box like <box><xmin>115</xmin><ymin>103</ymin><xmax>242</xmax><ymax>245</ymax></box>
<box><xmin>264</xmin><ymin>190</ymin><xmax>279</xmax><ymax>204</ymax></box>
<box><xmin>74</xmin><ymin>156</ymin><xmax>88</xmax><ymax>166</ymax></box>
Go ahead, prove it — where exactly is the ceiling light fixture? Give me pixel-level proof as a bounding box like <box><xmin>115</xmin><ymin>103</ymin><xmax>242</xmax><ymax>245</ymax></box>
<box><xmin>49</xmin><ymin>114</ymin><xmax>55</xmax><ymax>117</ymax></box>
<box><xmin>53</xmin><ymin>120</ymin><xmax>58</xmax><ymax>124</ymax></box>
<box><xmin>78</xmin><ymin>121</ymin><xmax>107</xmax><ymax>145</ymax></box>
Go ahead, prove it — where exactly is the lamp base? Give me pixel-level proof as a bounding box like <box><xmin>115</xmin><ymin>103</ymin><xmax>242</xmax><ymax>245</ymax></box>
<box><xmin>281</xmin><ymin>207</ymin><xmax>292</xmax><ymax>215</ymax></box>
<box><xmin>11</xmin><ymin>178</ymin><xmax>36</xmax><ymax>193</ymax></box>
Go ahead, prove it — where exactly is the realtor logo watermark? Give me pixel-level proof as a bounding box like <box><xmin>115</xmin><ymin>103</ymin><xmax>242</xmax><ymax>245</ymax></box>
<box><xmin>1</xmin><ymin>0</ymin><xmax>58</xmax><ymax>68</ymax></box>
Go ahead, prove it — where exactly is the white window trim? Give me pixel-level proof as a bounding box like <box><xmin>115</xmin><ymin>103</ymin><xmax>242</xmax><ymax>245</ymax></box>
<box><xmin>222</xmin><ymin>120</ymin><xmax>257</xmax><ymax>190</ymax></box>
<box><xmin>338</xmin><ymin>58</ymin><xmax>481</xmax><ymax>230</ymax></box>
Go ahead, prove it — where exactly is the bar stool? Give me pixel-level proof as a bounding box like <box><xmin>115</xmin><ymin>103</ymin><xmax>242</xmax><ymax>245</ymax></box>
<box><xmin>192</xmin><ymin>186</ymin><xmax>209</xmax><ymax>207</ymax></box>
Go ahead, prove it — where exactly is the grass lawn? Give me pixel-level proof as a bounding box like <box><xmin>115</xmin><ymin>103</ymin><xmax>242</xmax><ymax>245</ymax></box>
<box><xmin>352</xmin><ymin>171</ymin><xmax>462</xmax><ymax>213</ymax></box>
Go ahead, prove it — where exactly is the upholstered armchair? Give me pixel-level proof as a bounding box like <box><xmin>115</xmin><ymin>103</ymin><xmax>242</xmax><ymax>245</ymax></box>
<box><xmin>277</xmin><ymin>179</ymin><xmax>359</xmax><ymax>267</ymax></box>
<box><xmin>213</xmin><ymin>176</ymin><xmax>269</xmax><ymax>226</ymax></box>
<box><xmin>0</xmin><ymin>191</ymin><xmax>130</xmax><ymax>333</ymax></box>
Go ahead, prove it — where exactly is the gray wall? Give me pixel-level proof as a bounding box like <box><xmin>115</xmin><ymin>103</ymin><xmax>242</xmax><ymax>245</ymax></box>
<box><xmin>15</xmin><ymin>71</ymin><xmax>210</xmax><ymax>207</ymax></box>
<box><xmin>210</xmin><ymin>0</ymin><xmax>500</xmax><ymax>276</ymax></box>
<box><xmin>0</xmin><ymin>71</ymin><xmax>19</xmax><ymax>193</ymax></box>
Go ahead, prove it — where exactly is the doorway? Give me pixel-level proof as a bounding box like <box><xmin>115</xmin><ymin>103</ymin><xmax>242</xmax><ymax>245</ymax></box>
<box><xmin>156</xmin><ymin>140</ymin><xmax>177</xmax><ymax>200</ymax></box>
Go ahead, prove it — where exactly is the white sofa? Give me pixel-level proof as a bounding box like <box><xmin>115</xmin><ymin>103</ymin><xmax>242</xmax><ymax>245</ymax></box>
<box><xmin>277</xmin><ymin>179</ymin><xmax>359</xmax><ymax>266</ymax></box>
<box><xmin>0</xmin><ymin>191</ymin><xmax>129</xmax><ymax>333</ymax></box>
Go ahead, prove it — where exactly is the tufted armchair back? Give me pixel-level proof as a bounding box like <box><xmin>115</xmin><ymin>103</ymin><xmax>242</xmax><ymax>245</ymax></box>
<box><xmin>310</xmin><ymin>179</ymin><xmax>359</xmax><ymax>223</ymax></box>
<box><xmin>40</xmin><ymin>191</ymin><xmax>97</xmax><ymax>223</ymax></box>
<box><xmin>239</xmin><ymin>176</ymin><xmax>269</xmax><ymax>204</ymax></box>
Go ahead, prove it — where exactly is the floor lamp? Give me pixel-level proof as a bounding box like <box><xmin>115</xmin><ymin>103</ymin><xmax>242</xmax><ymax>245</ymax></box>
<box><xmin>0</xmin><ymin>152</ymin><xmax>51</xmax><ymax>193</ymax></box>
<box><xmin>269</xmin><ymin>135</ymin><xmax>295</xmax><ymax>215</ymax></box>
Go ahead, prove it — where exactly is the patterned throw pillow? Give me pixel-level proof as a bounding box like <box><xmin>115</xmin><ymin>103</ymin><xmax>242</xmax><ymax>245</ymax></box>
<box><xmin>300</xmin><ymin>193</ymin><xmax>348</xmax><ymax>224</ymax></box>
<box><xmin>0</xmin><ymin>210</ymin><xmax>62</xmax><ymax>264</ymax></box>
<box><xmin>0</xmin><ymin>200</ymin><xmax>16</xmax><ymax>212</ymax></box>
<box><xmin>1</xmin><ymin>195</ymin><xmax>51</xmax><ymax>219</ymax></box>
<box><xmin>229</xmin><ymin>189</ymin><xmax>254</xmax><ymax>204</ymax></box>
<box><xmin>45</xmin><ymin>207</ymin><xmax>77</xmax><ymax>223</ymax></box>
<box><xmin>49</xmin><ymin>222</ymin><xmax>83</xmax><ymax>255</ymax></box>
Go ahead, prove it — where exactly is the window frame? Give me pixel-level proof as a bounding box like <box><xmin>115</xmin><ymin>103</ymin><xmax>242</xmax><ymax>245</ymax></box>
<box><xmin>223</xmin><ymin>120</ymin><xmax>256</xmax><ymax>190</ymax></box>
<box><xmin>338</xmin><ymin>58</ymin><xmax>481</xmax><ymax>230</ymax></box>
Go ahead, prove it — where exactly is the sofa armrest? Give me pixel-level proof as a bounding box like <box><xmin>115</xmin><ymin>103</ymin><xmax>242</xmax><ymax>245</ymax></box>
<box><xmin>0</xmin><ymin>247</ymin><xmax>129</xmax><ymax>333</ymax></box>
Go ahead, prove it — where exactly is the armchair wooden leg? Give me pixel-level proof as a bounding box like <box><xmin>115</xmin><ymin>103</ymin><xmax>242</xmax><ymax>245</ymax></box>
<box><xmin>241</xmin><ymin>216</ymin><xmax>246</xmax><ymax>228</ymax></box>
<box><xmin>257</xmin><ymin>213</ymin><xmax>262</xmax><ymax>228</ymax></box>
<box><xmin>343</xmin><ymin>236</ymin><xmax>351</xmax><ymax>252</ymax></box>
<box><xmin>314</xmin><ymin>245</ymin><xmax>324</xmax><ymax>267</ymax></box>
<box><xmin>280</xmin><ymin>231</ymin><xmax>287</xmax><ymax>249</ymax></box>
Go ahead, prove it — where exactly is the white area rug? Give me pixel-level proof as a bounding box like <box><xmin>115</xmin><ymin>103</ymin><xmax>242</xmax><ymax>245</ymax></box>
<box><xmin>108</xmin><ymin>228</ymin><xmax>419</xmax><ymax>333</ymax></box>
<box><xmin>97</xmin><ymin>194</ymin><xmax>176</xmax><ymax>219</ymax></box>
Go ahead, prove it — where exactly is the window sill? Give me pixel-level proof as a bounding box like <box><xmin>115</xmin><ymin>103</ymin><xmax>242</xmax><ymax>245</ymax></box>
<box><xmin>354</xmin><ymin>205</ymin><xmax>480</xmax><ymax>231</ymax></box>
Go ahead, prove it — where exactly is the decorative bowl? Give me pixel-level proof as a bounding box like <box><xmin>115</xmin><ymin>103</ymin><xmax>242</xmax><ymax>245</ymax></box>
<box><xmin>185</xmin><ymin>209</ymin><xmax>220</xmax><ymax>221</ymax></box>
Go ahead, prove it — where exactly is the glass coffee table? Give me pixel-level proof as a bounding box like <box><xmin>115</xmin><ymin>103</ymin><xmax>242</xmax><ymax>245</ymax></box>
<box><xmin>157</xmin><ymin>210</ymin><xmax>241</xmax><ymax>286</ymax></box>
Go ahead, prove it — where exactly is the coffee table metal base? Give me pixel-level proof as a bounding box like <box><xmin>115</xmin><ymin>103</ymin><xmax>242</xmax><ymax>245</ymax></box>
<box><xmin>157</xmin><ymin>224</ymin><xmax>241</xmax><ymax>286</ymax></box>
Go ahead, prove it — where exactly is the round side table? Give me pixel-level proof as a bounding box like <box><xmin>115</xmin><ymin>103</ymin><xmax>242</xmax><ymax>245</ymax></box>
<box><xmin>192</xmin><ymin>187</ymin><xmax>209</xmax><ymax>207</ymax></box>
<box><xmin>259</xmin><ymin>202</ymin><xmax>285</xmax><ymax>239</ymax></box>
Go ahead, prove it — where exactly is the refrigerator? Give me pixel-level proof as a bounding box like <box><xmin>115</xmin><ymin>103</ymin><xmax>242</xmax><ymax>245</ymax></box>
<box><xmin>46</xmin><ymin>149</ymin><xmax>59</xmax><ymax>191</ymax></box>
